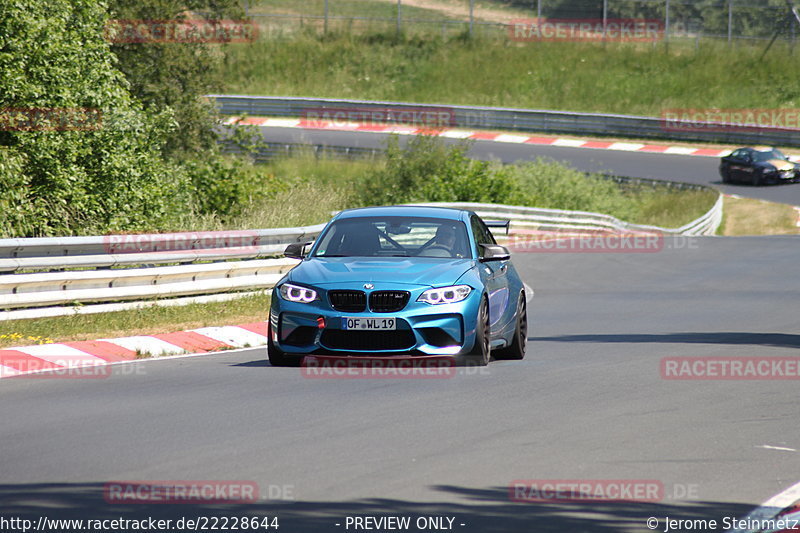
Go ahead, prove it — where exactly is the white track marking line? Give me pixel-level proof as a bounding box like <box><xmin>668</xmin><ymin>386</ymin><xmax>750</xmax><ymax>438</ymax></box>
<box><xmin>552</xmin><ymin>138</ymin><xmax>587</xmax><ymax>147</ymax></box>
<box><xmin>758</xmin><ymin>445</ymin><xmax>798</xmax><ymax>452</ymax></box>
<box><xmin>609</xmin><ymin>142</ymin><xmax>646</xmax><ymax>151</ymax></box>
<box><xmin>191</xmin><ymin>326</ymin><xmax>267</xmax><ymax>348</ymax></box>
<box><xmin>727</xmin><ymin>480</ymin><xmax>800</xmax><ymax>533</ymax></box>
<box><xmin>13</xmin><ymin>344</ymin><xmax>106</xmax><ymax>367</ymax></box>
<box><xmin>439</xmin><ymin>130</ymin><xmax>475</xmax><ymax>139</ymax></box>
<box><xmin>664</xmin><ymin>146</ymin><xmax>698</xmax><ymax>155</ymax></box>
<box><xmin>100</xmin><ymin>336</ymin><xmax>186</xmax><ymax>357</ymax></box>
<box><xmin>0</xmin><ymin>365</ymin><xmax>21</xmax><ymax>378</ymax></box>
<box><xmin>495</xmin><ymin>134</ymin><xmax>530</xmax><ymax>144</ymax></box>
<box><xmin>263</xmin><ymin>118</ymin><xmax>301</xmax><ymax>128</ymax></box>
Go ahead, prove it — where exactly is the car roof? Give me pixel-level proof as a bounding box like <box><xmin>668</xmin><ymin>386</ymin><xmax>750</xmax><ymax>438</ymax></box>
<box><xmin>334</xmin><ymin>205</ymin><xmax>470</xmax><ymax>221</ymax></box>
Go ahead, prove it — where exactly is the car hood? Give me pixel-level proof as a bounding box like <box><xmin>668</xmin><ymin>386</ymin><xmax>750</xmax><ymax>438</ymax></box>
<box><xmin>766</xmin><ymin>159</ymin><xmax>796</xmax><ymax>171</ymax></box>
<box><xmin>289</xmin><ymin>257</ymin><xmax>474</xmax><ymax>288</ymax></box>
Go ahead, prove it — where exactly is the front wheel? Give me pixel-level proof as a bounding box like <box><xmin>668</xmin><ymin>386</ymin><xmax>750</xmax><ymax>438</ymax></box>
<box><xmin>495</xmin><ymin>294</ymin><xmax>527</xmax><ymax>360</ymax></box>
<box><xmin>463</xmin><ymin>296</ymin><xmax>491</xmax><ymax>366</ymax></box>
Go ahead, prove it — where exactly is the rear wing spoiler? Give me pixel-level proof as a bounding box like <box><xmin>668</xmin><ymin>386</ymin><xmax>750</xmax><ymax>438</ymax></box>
<box><xmin>484</xmin><ymin>220</ymin><xmax>510</xmax><ymax>234</ymax></box>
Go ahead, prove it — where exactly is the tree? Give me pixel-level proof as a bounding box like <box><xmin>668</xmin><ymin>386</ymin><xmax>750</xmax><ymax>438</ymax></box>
<box><xmin>0</xmin><ymin>0</ymin><xmax>188</xmax><ymax>236</ymax></box>
<box><xmin>107</xmin><ymin>0</ymin><xmax>245</xmax><ymax>159</ymax></box>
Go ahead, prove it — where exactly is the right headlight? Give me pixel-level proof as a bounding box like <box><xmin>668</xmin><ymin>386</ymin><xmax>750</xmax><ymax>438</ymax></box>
<box><xmin>417</xmin><ymin>285</ymin><xmax>472</xmax><ymax>305</ymax></box>
<box><xmin>279</xmin><ymin>283</ymin><xmax>318</xmax><ymax>304</ymax></box>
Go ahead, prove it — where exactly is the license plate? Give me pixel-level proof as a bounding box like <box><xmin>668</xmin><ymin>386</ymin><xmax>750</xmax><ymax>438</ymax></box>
<box><xmin>342</xmin><ymin>317</ymin><xmax>396</xmax><ymax>330</ymax></box>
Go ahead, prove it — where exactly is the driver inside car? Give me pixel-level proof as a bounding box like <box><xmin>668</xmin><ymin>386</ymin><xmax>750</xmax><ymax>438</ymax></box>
<box><xmin>421</xmin><ymin>225</ymin><xmax>458</xmax><ymax>257</ymax></box>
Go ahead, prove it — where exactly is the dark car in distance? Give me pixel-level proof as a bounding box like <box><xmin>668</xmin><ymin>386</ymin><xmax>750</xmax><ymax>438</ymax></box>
<box><xmin>719</xmin><ymin>147</ymin><xmax>800</xmax><ymax>186</ymax></box>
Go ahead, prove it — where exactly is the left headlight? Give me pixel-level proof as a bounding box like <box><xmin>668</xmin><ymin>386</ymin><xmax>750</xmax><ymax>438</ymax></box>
<box><xmin>279</xmin><ymin>283</ymin><xmax>318</xmax><ymax>303</ymax></box>
<box><xmin>418</xmin><ymin>285</ymin><xmax>472</xmax><ymax>305</ymax></box>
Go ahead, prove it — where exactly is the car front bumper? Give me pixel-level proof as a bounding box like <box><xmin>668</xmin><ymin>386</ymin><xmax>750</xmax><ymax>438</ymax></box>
<box><xmin>269</xmin><ymin>287</ymin><xmax>482</xmax><ymax>357</ymax></box>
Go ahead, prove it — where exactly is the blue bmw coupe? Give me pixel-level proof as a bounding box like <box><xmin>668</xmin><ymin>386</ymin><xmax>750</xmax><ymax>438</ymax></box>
<box><xmin>268</xmin><ymin>206</ymin><xmax>528</xmax><ymax>366</ymax></box>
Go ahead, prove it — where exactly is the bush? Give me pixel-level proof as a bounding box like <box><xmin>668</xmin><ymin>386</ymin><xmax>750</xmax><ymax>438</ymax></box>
<box><xmin>508</xmin><ymin>159</ymin><xmax>638</xmax><ymax>221</ymax></box>
<box><xmin>359</xmin><ymin>135</ymin><xmax>527</xmax><ymax>206</ymax></box>
<box><xmin>0</xmin><ymin>0</ymin><xmax>192</xmax><ymax>236</ymax></box>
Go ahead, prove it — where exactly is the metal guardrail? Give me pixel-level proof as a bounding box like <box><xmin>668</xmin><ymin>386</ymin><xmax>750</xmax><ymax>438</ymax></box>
<box><xmin>0</xmin><ymin>193</ymin><xmax>721</xmax><ymax>320</ymax></box>
<box><xmin>0</xmin><ymin>225</ymin><xmax>325</xmax><ymax>272</ymax></box>
<box><xmin>210</xmin><ymin>95</ymin><xmax>800</xmax><ymax>148</ymax></box>
<box><xmin>414</xmin><ymin>197</ymin><xmax>723</xmax><ymax>237</ymax></box>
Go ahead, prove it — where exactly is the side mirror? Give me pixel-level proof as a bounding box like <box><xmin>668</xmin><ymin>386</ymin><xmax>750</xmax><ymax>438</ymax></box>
<box><xmin>479</xmin><ymin>244</ymin><xmax>510</xmax><ymax>262</ymax></box>
<box><xmin>284</xmin><ymin>241</ymin><xmax>312</xmax><ymax>259</ymax></box>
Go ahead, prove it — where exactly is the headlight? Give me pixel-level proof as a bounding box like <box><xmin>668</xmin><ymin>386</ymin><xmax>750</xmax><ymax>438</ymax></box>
<box><xmin>418</xmin><ymin>285</ymin><xmax>471</xmax><ymax>305</ymax></box>
<box><xmin>279</xmin><ymin>283</ymin><xmax>318</xmax><ymax>303</ymax></box>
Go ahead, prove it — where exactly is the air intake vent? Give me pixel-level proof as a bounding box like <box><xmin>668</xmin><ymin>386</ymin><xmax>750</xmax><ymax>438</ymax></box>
<box><xmin>369</xmin><ymin>291</ymin><xmax>410</xmax><ymax>313</ymax></box>
<box><xmin>328</xmin><ymin>290</ymin><xmax>366</xmax><ymax>312</ymax></box>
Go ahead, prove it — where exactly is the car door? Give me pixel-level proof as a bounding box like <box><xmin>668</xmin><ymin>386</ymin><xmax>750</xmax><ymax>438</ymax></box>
<box><xmin>471</xmin><ymin>215</ymin><xmax>511</xmax><ymax>338</ymax></box>
<box><xmin>725</xmin><ymin>149</ymin><xmax>746</xmax><ymax>182</ymax></box>
<box><xmin>735</xmin><ymin>150</ymin><xmax>755</xmax><ymax>183</ymax></box>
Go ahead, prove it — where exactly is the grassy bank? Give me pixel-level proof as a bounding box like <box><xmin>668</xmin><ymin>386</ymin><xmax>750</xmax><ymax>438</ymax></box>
<box><xmin>222</xmin><ymin>31</ymin><xmax>799</xmax><ymax>117</ymax></box>
<box><xmin>0</xmin><ymin>292</ymin><xmax>272</xmax><ymax>349</ymax></box>
<box><xmin>200</xmin><ymin>140</ymin><xmax>719</xmax><ymax>231</ymax></box>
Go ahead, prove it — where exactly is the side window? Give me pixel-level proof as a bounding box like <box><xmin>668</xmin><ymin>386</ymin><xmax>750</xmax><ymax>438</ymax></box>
<box><xmin>470</xmin><ymin>216</ymin><xmax>496</xmax><ymax>255</ymax></box>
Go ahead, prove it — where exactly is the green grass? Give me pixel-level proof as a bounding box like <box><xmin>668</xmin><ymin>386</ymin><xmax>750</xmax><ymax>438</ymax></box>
<box><xmin>250</xmin><ymin>0</ymin><xmax>443</xmax><ymax>20</ymax></box>
<box><xmin>222</xmin><ymin>31</ymin><xmax>799</xmax><ymax>117</ymax></box>
<box><xmin>0</xmin><ymin>292</ymin><xmax>272</xmax><ymax>348</ymax></box>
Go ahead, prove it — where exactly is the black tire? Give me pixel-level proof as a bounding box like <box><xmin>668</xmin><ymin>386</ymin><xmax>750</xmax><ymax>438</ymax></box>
<box><xmin>464</xmin><ymin>296</ymin><xmax>491</xmax><ymax>366</ymax></box>
<box><xmin>267</xmin><ymin>323</ymin><xmax>302</xmax><ymax>367</ymax></box>
<box><xmin>495</xmin><ymin>293</ymin><xmax>527</xmax><ymax>360</ymax></box>
<box><xmin>720</xmin><ymin>169</ymin><xmax>730</xmax><ymax>183</ymax></box>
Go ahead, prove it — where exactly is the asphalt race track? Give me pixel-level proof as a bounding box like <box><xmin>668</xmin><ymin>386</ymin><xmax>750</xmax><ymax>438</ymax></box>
<box><xmin>2</xmin><ymin>129</ymin><xmax>799</xmax><ymax>533</ymax></box>
<box><xmin>253</xmin><ymin>126</ymin><xmax>800</xmax><ymax>206</ymax></box>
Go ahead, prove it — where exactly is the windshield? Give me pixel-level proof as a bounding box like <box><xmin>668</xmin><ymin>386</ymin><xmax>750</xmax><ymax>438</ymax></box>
<box><xmin>753</xmin><ymin>148</ymin><xmax>786</xmax><ymax>162</ymax></box>
<box><xmin>313</xmin><ymin>216</ymin><xmax>470</xmax><ymax>259</ymax></box>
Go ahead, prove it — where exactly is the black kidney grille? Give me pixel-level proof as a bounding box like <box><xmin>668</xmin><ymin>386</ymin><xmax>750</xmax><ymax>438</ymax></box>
<box><xmin>328</xmin><ymin>290</ymin><xmax>366</xmax><ymax>312</ymax></box>
<box><xmin>321</xmin><ymin>330</ymin><xmax>415</xmax><ymax>351</ymax></box>
<box><xmin>369</xmin><ymin>291</ymin><xmax>410</xmax><ymax>313</ymax></box>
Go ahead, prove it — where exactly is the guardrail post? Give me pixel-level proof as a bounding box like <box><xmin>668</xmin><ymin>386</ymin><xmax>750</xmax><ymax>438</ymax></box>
<box><xmin>469</xmin><ymin>0</ymin><xmax>475</xmax><ymax>37</ymax></box>
<box><xmin>324</xmin><ymin>0</ymin><xmax>329</xmax><ymax>35</ymax></box>
<box><xmin>728</xmin><ymin>0</ymin><xmax>733</xmax><ymax>45</ymax></box>
<box><xmin>397</xmin><ymin>0</ymin><xmax>402</xmax><ymax>35</ymax></box>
